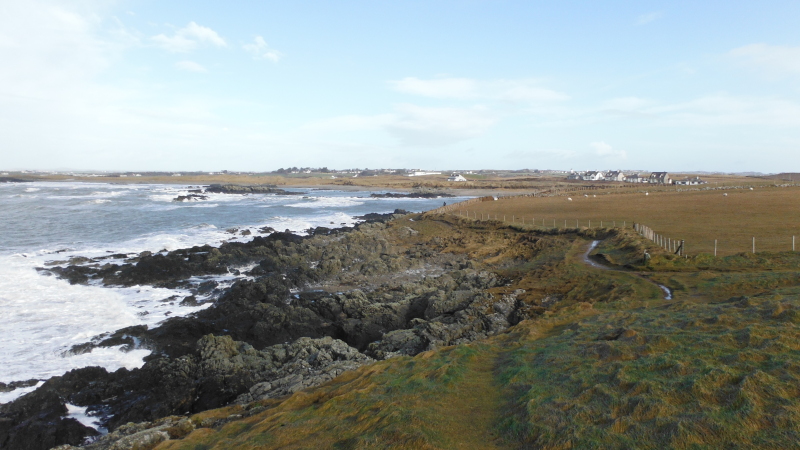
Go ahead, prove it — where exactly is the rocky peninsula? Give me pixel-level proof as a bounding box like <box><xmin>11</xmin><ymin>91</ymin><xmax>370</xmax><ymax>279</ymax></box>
<box><xmin>1</xmin><ymin>210</ymin><xmax>561</xmax><ymax>450</ymax></box>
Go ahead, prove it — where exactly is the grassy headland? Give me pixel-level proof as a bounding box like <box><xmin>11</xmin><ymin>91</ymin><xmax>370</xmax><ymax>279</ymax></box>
<box><xmin>127</xmin><ymin>207</ymin><xmax>800</xmax><ymax>449</ymax></box>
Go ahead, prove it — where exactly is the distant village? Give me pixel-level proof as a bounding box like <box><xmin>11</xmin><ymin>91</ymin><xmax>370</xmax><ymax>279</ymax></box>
<box><xmin>563</xmin><ymin>171</ymin><xmax>708</xmax><ymax>186</ymax></box>
<box><xmin>6</xmin><ymin>168</ymin><xmax>709</xmax><ymax>186</ymax></box>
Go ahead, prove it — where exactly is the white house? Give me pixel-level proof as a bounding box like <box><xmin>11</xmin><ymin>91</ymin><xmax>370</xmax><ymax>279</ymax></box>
<box><xmin>447</xmin><ymin>173</ymin><xmax>467</xmax><ymax>182</ymax></box>
<box><xmin>625</xmin><ymin>174</ymin><xmax>646</xmax><ymax>183</ymax></box>
<box><xmin>582</xmin><ymin>171</ymin><xmax>605</xmax><ymax>181</ymax></box>
<box><xmin>605</xmin><ymin>171</ymin><xmax>625</xmax><ymax>182</ymax></box>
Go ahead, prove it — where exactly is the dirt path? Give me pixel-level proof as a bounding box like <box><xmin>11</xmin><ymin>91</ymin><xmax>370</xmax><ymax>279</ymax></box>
<box><xmin>581</xmin><ymin>240</ymin><xmax>673</xmax><ymax>300</ymax></box>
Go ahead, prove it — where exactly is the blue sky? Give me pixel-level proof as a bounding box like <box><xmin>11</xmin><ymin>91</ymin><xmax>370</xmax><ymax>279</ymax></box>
<box><xmin>2</xmin><ymin>1</ymin><xmax>800</xmax><ymax>172</ymax></box>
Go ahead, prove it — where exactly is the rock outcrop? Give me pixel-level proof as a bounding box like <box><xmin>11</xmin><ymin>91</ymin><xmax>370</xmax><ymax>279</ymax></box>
<box><xmin>203</xmin><ymin>184</ymin><xmax>300</xmax><ymax>195</ymax></box>
<box><xmin>4</xmin><ymin>214</ymin><xmax>556</xmax><ymax>449</ymax></box>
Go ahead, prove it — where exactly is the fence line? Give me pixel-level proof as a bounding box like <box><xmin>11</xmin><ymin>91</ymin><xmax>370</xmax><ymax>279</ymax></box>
<box><xmin>427</xmin><ymin>207</ymin><xmax>798</xmax><ymax>257</ymax></box>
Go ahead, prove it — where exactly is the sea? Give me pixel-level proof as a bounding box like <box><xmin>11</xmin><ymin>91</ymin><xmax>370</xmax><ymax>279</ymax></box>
<box><xmin>0</xmin><ymin>181</ymin><xmax>467</xmax><ymax>404</ymax></box>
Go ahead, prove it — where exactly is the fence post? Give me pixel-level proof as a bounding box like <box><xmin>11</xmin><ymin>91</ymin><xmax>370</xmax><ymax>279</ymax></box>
<box><xmin>753</xmin><ymin>237</ymin><xmax>755</xmax><ymax>254</ymax></box>
<box><xmin>714</xmin><ymin>239</ymin><xmax>717</xmax><ymax>257</ymax></box>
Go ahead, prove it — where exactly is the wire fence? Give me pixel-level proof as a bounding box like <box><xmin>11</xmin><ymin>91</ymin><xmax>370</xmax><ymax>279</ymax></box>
<box><xmin>430</xmin><ymin>208</ymin><xmax>799</xmax><ymax>257</ymax></box>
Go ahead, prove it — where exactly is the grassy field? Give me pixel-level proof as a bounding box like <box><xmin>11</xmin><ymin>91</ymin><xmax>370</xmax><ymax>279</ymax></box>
<box><xmin>151</xmin><ymin>216</ymin><xmax>800</xmax><ymax>449</ymax></box>
<box><xmin>450</xmin><ymin>186</ymin><xmax>800</xmax><ymax>256</ymax></box>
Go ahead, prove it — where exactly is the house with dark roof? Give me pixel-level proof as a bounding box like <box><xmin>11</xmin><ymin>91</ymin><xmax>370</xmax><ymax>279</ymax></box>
<box><xmin>582</xmin><ymin>171</ymin><xmax>605</xmax><ymax>181</ymax></box>
<box><xmin>649</xmin><ymin>172</ymin><xmax>672</xmax><ymax>184</ymax></box>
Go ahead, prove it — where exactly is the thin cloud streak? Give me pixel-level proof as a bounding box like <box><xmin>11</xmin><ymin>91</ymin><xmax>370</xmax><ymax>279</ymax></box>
<box><xmin>390</xmin><ymin>77</ymin><xmax>569</xmax><ymax>103</ymax></box>
<box><xmin>243</xmin><ymin>36</ymin><xmax>282</xmax><ymax>62</ymax></box>
<box><xmin>151</xmin><ymin>22</ymin><xmax>226</xmax><ymax>52</ymax></box>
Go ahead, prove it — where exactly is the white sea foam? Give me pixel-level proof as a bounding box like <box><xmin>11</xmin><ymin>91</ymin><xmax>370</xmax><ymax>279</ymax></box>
<box><xmin>0</xmin><ymin>255</ymin><xmax>193</xmax><ymax>387</ymax></box>
<box><xmin>24</xmin><ymin>188</ymin><xmax>39</xmax><ymax>192</ymax></box>
<box><xmin>0</xmin><ymin>381</ymin><xmax>43</xmax><ymax>404</ymax></box>
<box><xmin>286</xmin><ymin>196</ymin><xmax>365</xmax><ymax>208</ymax></box>
<box><xmin>0</xmin><ymin>181</ymin><xmax>465</xmax><ymax>404</ymax></box>
<box><xmin>65</xmin><ymin>403</ymin><xmax>107</xmax><ymax>434</ymax></box>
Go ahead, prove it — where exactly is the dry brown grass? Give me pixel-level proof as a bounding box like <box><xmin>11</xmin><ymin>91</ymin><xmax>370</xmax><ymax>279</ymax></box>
<box><xmin>455</xmin><ymin>186</ymin><xmax>800</xmax><ymax>256</ymax></box>
<box><xmin>148</xmin><ymin>217</ymin><xmax>800</xmax><ymax>449</ymax></box>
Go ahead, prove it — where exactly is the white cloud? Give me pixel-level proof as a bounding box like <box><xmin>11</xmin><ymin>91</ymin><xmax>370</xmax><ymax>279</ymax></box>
<box><xmin>175</xmin><ymin>60</ymin><xmax>207</xmax><ymax>73</ymax></box>
<box><xmin>386</xmin><ymin>104</ymin><xmax>496</xmax><ymax>146</ymax></box>
<box><xmin>591</xmin><ymin>142</ymin><xmax>627</xmax><ymax>159</ymax></box>
<box><xmin>506</xmin><ymin>149</ymin><xmax>577</xmax><ymax>160</ymax></box>
<box><xmin>636</xmin><ymin>11</ymin><xmax>662</xmax><ymax>26</ymax></box>
<box><xmin>647</xmin><ymin>94</ymin><xmax>800</xmax><ymax>127</ymax></box>
<box><xmin>729</xmin><ymin>44</ymin><xmax>800</xmax><ymax>77</ymax></box>
<box><xmin>604</xmin><ymin>97</ymin><xmax>650</xmax><ymax>110</ymax></box>
<box><xmin>243</xmin><ymin>36</ymin><xmax>282</xmax><ymax>62</ymax></box>
<box><xmin>390</xmin><ymin>77</ymin><xmax>477</xmax><ymax>99</ymax></box>
<box><xmin>389</xmin><ymin>77</ymin><xmax>569</xmax><ymax>103</ymax></box>
<box><xmin>302</xmin><ymin>114</ymin><xmax>394</xmax><ymax>132</ymax></box>
<box><xmin>151</xmin><ymin>22</ymin><xmax>226</xmax><ymax>53</ymax></box>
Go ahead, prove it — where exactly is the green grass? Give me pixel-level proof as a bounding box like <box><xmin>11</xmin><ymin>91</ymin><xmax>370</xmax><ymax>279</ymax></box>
<box><xmin>156</xmin><ymin>217</ymin><xmax>800</xmax><ymax>449</ymax></box>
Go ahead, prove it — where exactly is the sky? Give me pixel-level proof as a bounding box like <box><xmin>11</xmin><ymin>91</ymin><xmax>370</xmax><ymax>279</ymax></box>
<box><xmin>2</xmin><ymin>1</ymin><xmax>800</xmax><ymax>172</ymax></box>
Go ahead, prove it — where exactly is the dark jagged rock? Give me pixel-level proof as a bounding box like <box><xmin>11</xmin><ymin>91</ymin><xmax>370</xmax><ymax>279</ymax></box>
<box><xmin>356</xmin><ymin>209</ymin><xmax>410</xmax><ymax>222</ymax></box>
<box><xmin>370</xmin><ymin>192</ymin><xmax>454</xmax><ymax>199</ymax></box>
<box><xmin>203</xmin><ymin>184</ymin><xmax>303</xmax><ymax>195</ymax></box>
<box><xmin>9</xmin><ymin>217</ymin><xmax>547</xmax><ymax>448</ymax></box>
<box><xmin>2</xmin><ymin>335</ymin><xmax>370</xmax><ymax>449</ymax></box>
<box><xmin>173</xmin><ymin>194</ymin><xmax>209</xmax><ymax>202</ymax></box>
<box><xmin>0</xmin><ymin>385</ymin><xmax>98</xmax><ymax>450</ymax></box>
<box><xmin>0</xmin><ymin>380</ymin><xmax>39</xmax><ymax>393</ymax></box>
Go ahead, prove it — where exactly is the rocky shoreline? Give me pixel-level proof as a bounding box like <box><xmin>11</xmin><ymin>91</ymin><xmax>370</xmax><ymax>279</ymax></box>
<box><xmin>0</xmin><ymin>209</ymin><xmax>543</xmax><ymax>450</ymax></box>
<box><xmin>172</xmin><ymin>184</ymin><xmax>302</xmax><ymax>201</ymax></box>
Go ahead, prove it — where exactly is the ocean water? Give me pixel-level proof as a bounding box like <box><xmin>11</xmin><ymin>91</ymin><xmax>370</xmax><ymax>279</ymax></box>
<box><xmin>0</xmin><ymin>182</ymin><xmax>465</xmax><ymax>403</ymax></box>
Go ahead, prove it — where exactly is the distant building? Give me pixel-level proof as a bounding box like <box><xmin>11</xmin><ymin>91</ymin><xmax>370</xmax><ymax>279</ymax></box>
<box><xmin>649</xmin><ymin>172</ymin><xmax>672</xmax><ymax>184</ymax></box>
<box><xmin>582</xmin><ymin>171</ymin><xmax>605</xmax><ymax>181</ymax></box>
<box><xmin>447</xmin><ymin>173</ymin><xmax>467</xmax><ymax>182</ymax></box>
<box><xmin>567</xmin><ymin>172</ymin><xmax>584</xmax><ymax>180</ymax></box>
<box><xmin>406</xmin><ymin>171</ymin><xmax>442</xmax><ymax>177</ymax></box>
<box><xmin>625</xmin><ymin>174</ymin><xmax>646</xmax><ymax>183</ymax></box>
<box><xmin>674</xmin><ymin>176</ymin><xmax>707</xmax><ymax>185</ymax></box>
<box><xmin>605</xmin><ymin>170</ymin><xmax>625</xmax><ymax>182</ymax></box>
